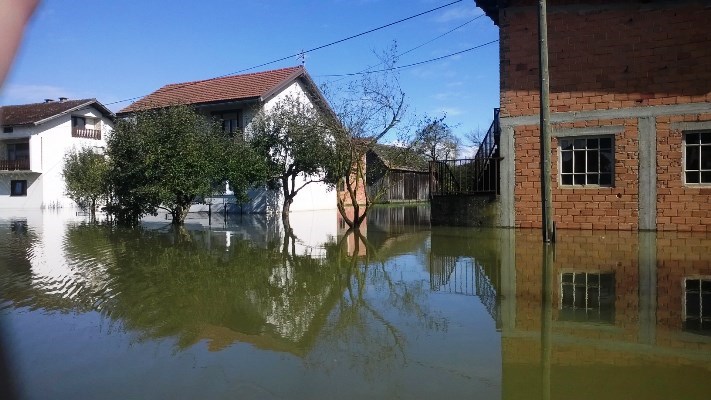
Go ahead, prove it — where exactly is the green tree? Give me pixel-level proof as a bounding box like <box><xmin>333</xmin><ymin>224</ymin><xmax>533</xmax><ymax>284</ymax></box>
<box><xmin>106</xmin><ymin>105</ymin><xmax>264</xmax><ymax>225</ymax></box>
<box><xmin>250</xmin><ymin>95</ymin><xmax>333</xmax><ymax>220</ymax></box>
<box><xmin>62</xmin><ymin>147</ymin><xmax>109</xmax><ymax>219</ymax></box>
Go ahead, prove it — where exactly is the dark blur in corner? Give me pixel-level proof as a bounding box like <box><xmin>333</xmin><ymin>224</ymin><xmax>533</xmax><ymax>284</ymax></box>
<box><xmin>0</xmin><ymin>1</ymin><xmax>41</xmax><ymax>398</ymax></box>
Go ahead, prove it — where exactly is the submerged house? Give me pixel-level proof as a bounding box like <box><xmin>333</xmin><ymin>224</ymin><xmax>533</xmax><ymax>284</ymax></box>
<box><xmin>0</xmin><ymin>98</ymin><xmax>114</xmax><ymax>209</ymax></box>
<box><xmin>456</xmin><ymin>0</ymin><xmax>711</xmax><ymax>231</ymax></box>
<box><xmin>117</xmin><ymin>66</ymin><xmax>336</xmax><ymax>214</ymax></box>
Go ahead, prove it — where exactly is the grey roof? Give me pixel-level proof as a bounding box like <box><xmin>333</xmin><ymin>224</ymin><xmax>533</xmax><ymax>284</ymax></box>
<box><xmin>369</xmin><ymin>144</ymin><xmax>429</xmax><ymax>172</ymax></box>
<box><xmin>0</xmin><ymin>99</ymin><xmax>114</xmax><ymax>126</ymax></box>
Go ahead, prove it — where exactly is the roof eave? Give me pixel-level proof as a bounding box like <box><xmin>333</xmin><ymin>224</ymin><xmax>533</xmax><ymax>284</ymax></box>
<box><xmin>33</xmin><ymin>99</ymin><xmax>116</xmax><ymax>125</ymax></box>
<box><xmin>475</xmin><ymin>0</ymin><xmax>501</xmax><ymax>25</ymax></box>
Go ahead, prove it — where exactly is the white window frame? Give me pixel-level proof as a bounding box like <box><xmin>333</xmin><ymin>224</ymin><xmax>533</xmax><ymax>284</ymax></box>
<box><xmin>559</xmin><ymin>271</ymin><xmax>615</xmax><ymax>323</ymax></box>
<box><xmin>683</xmin><ymin>130</ymin><xmax>711</xmax><ymax>186</ymax></box>
<box><xmin>683</xmin><ymin>276</ymin><xmax>711</xmax><ymax>334</ymax></box>
<box><xmin>558</xmin><ymin>135</ymin><xmax>615</xmax><ymax>187</ymax></box>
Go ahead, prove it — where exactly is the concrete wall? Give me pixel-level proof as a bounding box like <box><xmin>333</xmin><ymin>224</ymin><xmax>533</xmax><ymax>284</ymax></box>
<box><xmin>430</xmin><ymin>194</ymin><xmax>500</xmax><ymax>227</ymax></box>
<box><xmin>496</xmin><ymin>0</ymin><xmax>711</xmax><ymax>230</ymax></box>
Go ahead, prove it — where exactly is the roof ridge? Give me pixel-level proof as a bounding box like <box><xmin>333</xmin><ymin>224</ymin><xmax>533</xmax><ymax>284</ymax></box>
<box><xmin>0</xmin><ymin>98</ymin><xmax>96</xmax><ymax>108</ymax></box>
<box><xmin>164</xmin><ymin>65</ymin><xmax>304</xmax><ymax>89</ymax></box>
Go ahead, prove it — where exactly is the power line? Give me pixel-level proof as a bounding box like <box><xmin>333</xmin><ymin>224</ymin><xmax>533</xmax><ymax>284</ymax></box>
<box><xmin>319</xmin><ymin>13</ymin><xmax>486</xmax><ymax>84</ymax></box>
<box><xmin>105</xmin><ymin>0</ymin><xmax>464</xmax><ymax>106</ymax></box>
<box><xmin>318</xmin><ymin>40</ymin><xmax>499</xmax><ymax>78</ymax></box>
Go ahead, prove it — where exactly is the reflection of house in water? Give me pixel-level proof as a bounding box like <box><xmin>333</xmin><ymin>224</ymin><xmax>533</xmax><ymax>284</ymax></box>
<box><xmin>496</xmin><ymin>230</ymin><xmax>711</xmax><ymax>399</ymax></box>
<box><xmin>429</xmin><ymin>227</ymin><xmax>504</xmax><ymax>326</ymax></box>
<box><xmin>559</xmin><ymin>272</ymin><xmax>615</xmax><ymax>324</ymax></box>
<box><xmin>336</xmin><ymin>205</ymin><xmax>430</xmax><ymax>258</ymax></box>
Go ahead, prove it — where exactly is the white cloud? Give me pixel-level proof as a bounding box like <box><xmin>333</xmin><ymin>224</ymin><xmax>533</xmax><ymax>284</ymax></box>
<box><xmin>433</xmin><ymin>5</ymin><xmax>481</xmax><ymax>23</ymax></box>
<box><xmin>0</xmin><ymin>84</ymin><xmax>78</xmax><ymax>105</ymax></box>
<box><xmin>434</xmin><ymin>106</ymin><xmax>464</xmax><ymax>116</ymax></box>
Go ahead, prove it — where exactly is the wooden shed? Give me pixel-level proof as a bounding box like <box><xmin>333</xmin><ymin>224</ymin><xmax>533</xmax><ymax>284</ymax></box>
<box><xmin>366</xmin><ymin>145</ymin><xmax>429</xmax><ymax>203</ymax></box>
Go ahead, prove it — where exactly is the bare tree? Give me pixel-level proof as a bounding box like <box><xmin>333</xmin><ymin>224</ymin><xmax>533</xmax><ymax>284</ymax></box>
<box><xmin>322</xmin><ymin>50</ymin><xmax>407</xmax><ymax>229</ymax></box>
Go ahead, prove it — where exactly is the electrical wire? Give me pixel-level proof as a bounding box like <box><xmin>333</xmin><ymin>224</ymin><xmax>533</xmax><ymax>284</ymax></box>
<box><xmin>105</xmin><ymin>0</ymin><xmax>464</xmax><ymax>106</ymax></box>
<box><xmin>318</xmin><ymin>40</ymin><xmax>498</xmax><ymax>78</ymax></box>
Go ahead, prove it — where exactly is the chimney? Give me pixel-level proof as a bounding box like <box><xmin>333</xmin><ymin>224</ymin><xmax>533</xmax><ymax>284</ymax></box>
<box><xmin>59</xmin><ymin>97</ymin><xmax>68</xmax><ymax>102</ymax></box>
<box><xmin>44</xmin><ymin>99</ymin><xmax>54</xmax><ymax>103</ymax></box>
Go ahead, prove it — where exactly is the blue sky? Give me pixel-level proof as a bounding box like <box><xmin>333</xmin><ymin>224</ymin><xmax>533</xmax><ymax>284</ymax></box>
<box><xmin>1</xmin><ymin>0</ymin><xmax>500</xmax><ymax>148</ymax></box>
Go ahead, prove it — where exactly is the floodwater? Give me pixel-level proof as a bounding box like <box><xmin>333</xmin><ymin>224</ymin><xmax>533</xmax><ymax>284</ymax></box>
<box><xmin>0</xmin><ymin>207</ymin><xmax>710</xmax><ymax>399</ymax></box>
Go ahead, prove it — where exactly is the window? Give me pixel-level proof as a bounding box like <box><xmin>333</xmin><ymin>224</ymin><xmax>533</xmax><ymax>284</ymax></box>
<box><xmin>684</xmin><ymin>132</ymin><xmax>711</xmax><ymax>185</ymax></box>
<box><xmin>71</xmin><ymin>116</ymin><xmax>86</xmax><ymax>129</ymax></box>
<box><xmin>10</xmin><ymin>180</ymin><xmax>27</xmax><ymax>196</ymax></box>
<box><xmin>560</xmin><ymin>272</ymin><xmax>615</xmax><ymax>323</ymax></box>
<box><xmin>2</xmin><ymin>126</ymin><xmax>12</xmax><ymax>133</ymax></box>
<box><xmin>7</xmin><ymin>142</ymin><xmax>29</xmax><ymax>160</ymax></box>
<box><xmin>559</xmin><ymin>137</ymin><xmax>614</xmax><ymax>186</ymax></box>
<box><xmin>213</xmin><ymin>111</ymin><xmax>241</xmax><ymax>136</ymax></box>
<box><xmin>684</xmin><ymin>278</ymin><xmax>711</xmax><ymax>335</ymax></box>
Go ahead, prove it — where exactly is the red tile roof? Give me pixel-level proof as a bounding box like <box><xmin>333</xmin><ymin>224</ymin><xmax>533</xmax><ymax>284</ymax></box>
<box><xmin>118</xmin><ymin>66</ymin><xmax>307</xmax><ymax>114</ymax></box>
<box><xmin>0</xmin><ymin>99</ymin><xmax>113</xmax><ymax>126</ymax></box>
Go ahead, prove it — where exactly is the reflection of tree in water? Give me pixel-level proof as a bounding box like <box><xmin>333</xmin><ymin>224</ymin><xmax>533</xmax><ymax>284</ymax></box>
<box><xmin>307</xmin><ymin>228</ymin><xmax>448</xmax><ymax>378</ymax></box>
<box><xmin>1</xmin><ymin>223</ymin><xmax>348</xmax><ymax>355</ymax></box>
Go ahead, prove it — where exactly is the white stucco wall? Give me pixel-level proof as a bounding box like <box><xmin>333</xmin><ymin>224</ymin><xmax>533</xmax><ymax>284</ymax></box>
<box><xmin>257</xmin><ymin>80</ymin><xmax>335</xmax><ymax>213</ymax></box>
<box><xmin>0</xmin><ymin>105</ymin><xmax>112</xmax><ymax>209</ymax></box>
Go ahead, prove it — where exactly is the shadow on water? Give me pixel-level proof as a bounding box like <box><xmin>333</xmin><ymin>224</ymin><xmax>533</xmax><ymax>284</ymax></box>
<box><xmin>1</xmin><ymin>207</ymin><xmax>711</xmax><ymax>399</ymax></box>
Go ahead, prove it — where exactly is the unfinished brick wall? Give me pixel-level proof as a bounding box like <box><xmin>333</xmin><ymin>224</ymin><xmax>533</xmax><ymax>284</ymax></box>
<box><xmin>514</xmin><ymin>119</ymin><xmax>641</xmax><ymax>230</ymax></box>
<box><xmin>656</xmin><ymin>113</ymin><xmax>711</xmax><ymax>232</ymax></box>
<box><xmin>500</xmin><ymin>0</ymin><xmax>711</xmax><ymax>117</ymax></box>
<box><xmin>499</xmin><ymin>0</ymin><xmax>711</xmax><ymax>230</ymax></box>
<box><xmin>505</xmin><ymin>229</ymin><xmax>711</xmax><ymax>367</ymax></box>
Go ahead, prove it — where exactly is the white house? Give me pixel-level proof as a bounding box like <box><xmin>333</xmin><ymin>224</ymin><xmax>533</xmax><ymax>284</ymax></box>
<box><xmin>0</xmin><ymin>98</ymin><xmax>114</xmax><ymax>209</ymax></box>
<box><xmin>117</xmin><ymin>66</ymin><xmax>336</xmax><ymax>214</ymax></box>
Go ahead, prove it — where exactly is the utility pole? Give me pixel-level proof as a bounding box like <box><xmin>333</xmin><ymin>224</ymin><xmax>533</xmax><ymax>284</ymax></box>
<box><xmin>538</xmin><ymin>0</ymin><xmax>555</xmax><ymax>243</ymax></box>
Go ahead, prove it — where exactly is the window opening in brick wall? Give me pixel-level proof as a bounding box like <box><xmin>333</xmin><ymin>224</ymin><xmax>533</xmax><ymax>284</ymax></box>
<box><xmin>684</xmin><ymin>132</ymin><xmax>711</xmax><ymax>185</ymax></box>
<box><xmin>3</xmin><ymin>126</ymin><xmax>13</xmax><ymax>133</ymax></box>
<box><xmin>559</xmin><ymin>136</ymin><xmax>614</xmax><ymax>186</ymax></box>
<box><xmin>10</xmin><ymin>180</ymin><xmax>27</xmax><ymax>196</ymax></box>
<box><xmin>560</xmin><ymin>272</ymin><xmax>615</xmax><ymax>323</ymax></box>
<box><xmin>683</xmin><ymin>278</ymin><xmax>711</xmax><ymax>336</ymax></box>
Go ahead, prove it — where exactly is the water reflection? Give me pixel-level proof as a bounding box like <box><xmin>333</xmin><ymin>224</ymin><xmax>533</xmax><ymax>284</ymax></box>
<box><xmin>499</xmin><ymin>230</ymin><xmax>711</xmax><ymax>400</ymax></box>
<box><xmin>0</xmin><ymin>208</ymin><xmax>710</xmax><ymax>399</ymax></box>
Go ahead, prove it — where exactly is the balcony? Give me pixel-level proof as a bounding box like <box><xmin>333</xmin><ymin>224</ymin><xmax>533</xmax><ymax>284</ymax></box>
<box><xmin>0</xmin><ymin>159</ymin><xmax>30</xmax><ymax>171</ymax></box>
<box><xmin>72</xmin><ymin>128</ymin><xmax>102</xmax><ymax>140</ymax></box>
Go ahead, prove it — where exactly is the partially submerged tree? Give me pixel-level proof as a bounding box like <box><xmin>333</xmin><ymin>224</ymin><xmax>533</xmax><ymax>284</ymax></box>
<box><xmin>323</xmin><ymin>51</ymin><xmax>407</xmax><ymax>229</ymax></box>
<box><xmin>411</xmin><ymin>115</ymin><xmax>459</xmax><ymax>161</ymax></box>
<box><xmin>62</xmin><ymin>147</ymin><xmax>109</xmax><ymax>219</ymax></box>
<box><xmin>106</xmin><ymin>105</ymin><xmax>264</xmax><ymax>225</ymax></box>
<box><xmin>250</xmin><ymin>95</ymin><xmax>333</xmax><ymax>220</ymax></box>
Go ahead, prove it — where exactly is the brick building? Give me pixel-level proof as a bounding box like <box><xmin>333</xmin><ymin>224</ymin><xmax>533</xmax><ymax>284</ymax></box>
<box><xmin>475</xmin><ymin>0</ymin><xmax>711</xmax><ymax>231</ymax></box>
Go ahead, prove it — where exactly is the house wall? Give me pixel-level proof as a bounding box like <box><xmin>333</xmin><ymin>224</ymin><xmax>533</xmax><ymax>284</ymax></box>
<box><xmin>497</xmin><ymin>0</ymin><xmax>711</xmax><ymax>230</ymax></box>
<box><xmin>0</xmin><ymin>105</ymin><xmax>111</xmax><ymax>209</ymax></box>
<box><xmin>500</xmin><ymin>230</ymin><xmax>711</xmax><ymax>376</ymax></box>
<box><xmin>262</xmin><ymin>81</ymin><xmax>336</xmax><ymax>212</ymax></box>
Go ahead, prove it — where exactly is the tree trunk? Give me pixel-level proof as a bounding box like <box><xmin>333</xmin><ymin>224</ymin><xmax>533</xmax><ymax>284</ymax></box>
<box><xmin>171</xmin><ymin>203</ymin><xmax>190</xmax><ymax>225</ymax></box>
<box><xmin>90</xmin><ymin>198</ymin><xmax>97</xmax><ymax>221</ymax></box>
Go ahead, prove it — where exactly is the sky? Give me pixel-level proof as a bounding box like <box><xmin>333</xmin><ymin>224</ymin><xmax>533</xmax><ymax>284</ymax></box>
<box><xmin>1</xmin><ymin>0</ymin><xmax>500</xmax><ymax>152</ymax></box>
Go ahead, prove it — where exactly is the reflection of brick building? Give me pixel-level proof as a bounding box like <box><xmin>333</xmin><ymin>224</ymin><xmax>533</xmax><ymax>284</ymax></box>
<box><xmin>474</xmin><ymin>0</ymin><xmax>711</xmax><ymax>231</ymax></box>
<box><xmin>496</xmin><ymin>229</ymin><xmax>711</xmax><ymax>399</ymax></box>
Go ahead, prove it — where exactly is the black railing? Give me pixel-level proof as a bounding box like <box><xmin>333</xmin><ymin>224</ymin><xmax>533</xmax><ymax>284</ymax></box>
<box><xmin>429</xmin><ymin>108</ymin><xmax>501</xmax><ymax>196</ymax></box>
<box><xmin>429</xmin><ymin>157</ymin><xmax>501</xmax><ymax>195</ymax></box>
